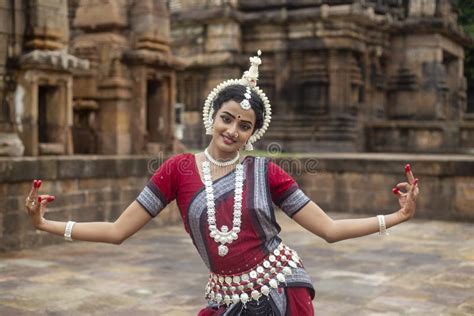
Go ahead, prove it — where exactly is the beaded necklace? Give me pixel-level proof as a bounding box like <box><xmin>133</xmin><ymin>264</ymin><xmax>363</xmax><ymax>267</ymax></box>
<box><xmin>202</xmin><ymin>150</ymin><xmax>244</xmax><ymax>257</ymax></box>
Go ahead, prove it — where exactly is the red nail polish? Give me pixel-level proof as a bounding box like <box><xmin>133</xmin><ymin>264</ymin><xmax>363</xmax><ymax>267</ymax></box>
<box><xmin>37</xmin><ymin>180</ymin><xmax>42</xmax><ymax>188</ymax></box>
<box><xmin>38</xmin><ymin>196</ymin><xmax>42</xmax><ymax>202</ymax></box>
<box><xmin>33</xmin><ymin>180</ymin><xmax>38</xmax><ymax>187</ymax></box>
<box><xmin>392</xmin><ymin>188</ymin><xmax>400</xmax><ymax>195</ymax></box>
<box><xmin>414</xmin><ymin>178</ymin><xmax>419</xmax><ymax>185</ymax></box>
<box><xmin>47</xmin><ymin>196</ymin><xmax>55</xmax><ymax>202</ymax></box>
<box><xmin>405</xmin><ymin>164</ymin><xmax>411</xmax><ymax>173</ymax></box>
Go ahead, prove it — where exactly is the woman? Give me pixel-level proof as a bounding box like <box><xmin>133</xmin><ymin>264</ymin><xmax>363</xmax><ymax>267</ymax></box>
<box><xmin>25</xmin><ymin>52</ymin><xmax>419</xmax><ymax>315</ymax></box>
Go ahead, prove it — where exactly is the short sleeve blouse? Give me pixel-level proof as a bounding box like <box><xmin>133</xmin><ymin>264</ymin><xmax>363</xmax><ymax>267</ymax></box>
<box><xmin>268</xmin><ymin>160</ymin><xmax>311</xmax><ymax>217</ymax></box>
<box><xmin>136</xmin><ymin>154</ymin><xmax>186</xmax><ymax>217</ymax></box>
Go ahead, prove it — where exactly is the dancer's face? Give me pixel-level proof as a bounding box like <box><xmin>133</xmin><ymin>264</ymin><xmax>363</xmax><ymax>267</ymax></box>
<box><xmin>211</xmin><ymin>100</ymin><xmax>256</xmax><ymax>153</ymax></box>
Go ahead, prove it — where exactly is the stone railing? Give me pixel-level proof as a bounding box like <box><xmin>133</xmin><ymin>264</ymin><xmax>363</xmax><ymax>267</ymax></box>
<box><xmin>280</xmin><ymin>153</ymin><xmax>474</xmax><ymax>222</ymax></box>
<box><xmin>1</xmin><ymin>153</ymin><xmax>473</xmax><ymax>252</ymax></box>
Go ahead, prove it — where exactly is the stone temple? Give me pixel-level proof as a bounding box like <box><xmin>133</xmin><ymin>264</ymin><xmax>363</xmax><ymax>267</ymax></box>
<box><xmin>171</xmin><ymin>0</ymin><xmax>473</xmax><ymax>153</ymax></box>
<box><xmin>0</xmin><ymin>0</ymin><xmax>182</xmax><ymax>157</ymax></box>
<box><xmin>1</xmin><ymin>1</ymin><xmax>473</xmax><ymax>252</ymax></box>
<box><xmin>0</xmin><ymin>0</ymin><xmax>472</xmax><ymax>156</ymax></box>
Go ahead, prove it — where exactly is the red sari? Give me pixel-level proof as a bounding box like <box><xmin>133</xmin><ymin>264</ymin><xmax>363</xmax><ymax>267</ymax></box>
<box><xmin>137</xmin><ymin>153</ymin><xmax>315</xmax><ymax>315</ymax></box>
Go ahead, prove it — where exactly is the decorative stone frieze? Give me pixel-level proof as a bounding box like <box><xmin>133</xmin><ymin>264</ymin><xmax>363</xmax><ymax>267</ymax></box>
<box><xmin>19</xmin><ymin>49</ymin><xmax>89</xmax><ymax>71</ymax></box>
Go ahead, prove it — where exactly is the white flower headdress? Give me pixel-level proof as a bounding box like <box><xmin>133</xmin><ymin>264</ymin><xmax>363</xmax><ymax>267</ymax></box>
<box><xmin>202</xmin><ymin>50</ymin><xmax>272</xmax><ymax>151</ymax></box>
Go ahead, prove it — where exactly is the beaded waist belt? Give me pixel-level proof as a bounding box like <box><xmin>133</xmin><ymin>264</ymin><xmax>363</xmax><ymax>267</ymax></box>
<box><xmin>205</xmin><ymin>243</ymin><xmax>302</xmax><ymax>306</ymax></box>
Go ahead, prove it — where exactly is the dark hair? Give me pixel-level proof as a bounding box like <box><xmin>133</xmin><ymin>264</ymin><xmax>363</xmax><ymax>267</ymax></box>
<box><xmin>211</xmin><ymin>84</ymin><xmax>264</xmax><ymax>133</ymax></box>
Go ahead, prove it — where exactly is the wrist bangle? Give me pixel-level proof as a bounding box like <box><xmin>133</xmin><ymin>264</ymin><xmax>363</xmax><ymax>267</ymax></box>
<box><xmin>376</xmin><ymin>215</ymin><xmax>388</xmax><ymax>236</ymax></box>
<box><xmin>64</xmin><ymin>221</ymin><xmax>76</xmax><ymax>241</ymax></box>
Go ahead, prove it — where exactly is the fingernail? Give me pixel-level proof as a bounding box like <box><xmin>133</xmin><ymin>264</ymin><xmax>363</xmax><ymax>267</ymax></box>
<box><xmin>37</xmin><ymin>180</ymin><xmax>42</xmax><ymax>188</ymax></box>
<box><xmin>47</xmin><ymin>196</ymin><xmax>55</xmax><ymax>202</ymax></box>
<box><xmin>405</xmin><ymin>164</ymin><xmax>411</xmax><ymax>173</ymax></box>
<box><xmin>37</xmin><ymin>196</ymin><xmax>42</xmax><ymax>202</ymax></box>
<box><xmin>33</xmin><ymin>180</ymin><xmax>38</xmax><ymax>187</ymax></box>
<box><xmin>392</xmin><ymin>188</ymin><xmax>400</xmax><ymax>195</ymax></box>
<box><xmin>414</xmin><ymin>178</ymin><xmax>419</xmax><ymax>185</ymax></box>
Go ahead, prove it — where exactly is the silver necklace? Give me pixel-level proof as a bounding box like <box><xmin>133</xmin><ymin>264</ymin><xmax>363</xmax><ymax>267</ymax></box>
<box><xmin>202</xmin><ymin>159</ymin><xmax>244</xmax><ymax>257</ymax></box>
<box><xmin>204</xmin><ymin>148</ymin><xmax>240</xmax><ymax>167</ymax></box>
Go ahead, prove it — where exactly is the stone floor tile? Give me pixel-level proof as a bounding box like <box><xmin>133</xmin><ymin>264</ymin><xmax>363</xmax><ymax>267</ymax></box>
<box><xmin>0</xmin><ymin>212</ymin><xmax>473</xmax><ymax>315</ymax></box>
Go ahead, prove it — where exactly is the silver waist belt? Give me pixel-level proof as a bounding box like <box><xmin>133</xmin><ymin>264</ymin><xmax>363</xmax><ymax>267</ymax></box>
<box><xmin>205</xmin><ymin>243</ymin><xmax>302</xmax><ymax>306</ymax></box>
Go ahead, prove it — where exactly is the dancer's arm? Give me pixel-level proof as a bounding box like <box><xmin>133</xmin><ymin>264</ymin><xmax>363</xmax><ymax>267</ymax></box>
<box><xmin>292</xmin><ymin>166</ymin><xmax>419</xmax><ymax>243</ymax></box>
<box><xmin>24</xmin><ymin>181</ymin><xmax>151</xmax><ymax>244</ymax></box>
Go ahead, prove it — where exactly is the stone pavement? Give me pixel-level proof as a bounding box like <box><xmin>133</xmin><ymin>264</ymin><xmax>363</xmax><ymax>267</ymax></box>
<box><xmin>0</xmin><ymin>212</ymin><xmax>473</xmax><ymax>316</ymax></box>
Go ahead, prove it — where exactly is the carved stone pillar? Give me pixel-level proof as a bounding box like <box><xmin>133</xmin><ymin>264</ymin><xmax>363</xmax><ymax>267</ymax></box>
<box><xmin>328</xmin><ymin>49</ymin><xmax>353</xmax><ymax>116</ymax></box>
<box><xmin>125</xmin><ymin>0</ymin><xmax>183</xmax><ymax>154</ymax></box>
<box><xmin>96</xmin><ymin>59</ymin><xmax>132</xmax><ymax>154</ymax></box>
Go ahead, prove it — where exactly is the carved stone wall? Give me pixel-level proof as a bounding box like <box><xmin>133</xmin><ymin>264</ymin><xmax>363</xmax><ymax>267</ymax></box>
<box><xmin>0</xmin><ymin>0</ymin><xmax>183</xmax><ymax>157</ymax></box>
<box><xmin>171</xmin><ymin>0</ymin><xmax>472</xmax><ymax>153</ymax></box>
<box><xmin>0</xmin><ymin>2</ymin><xmax>184</xmax><ymax>252</ymax></box>
<box><xmin>0</xmin><ymin>0</ymin><xmax>87</xmax><ymax>157</ymax></box>
<box><xmin>2</xmin><ymin>153</ymin><xmax>473</xmax><ymax>252</ymax></box>
<box><xmin>71</xmin><ymin>0</ymin><xmax>183</xmax><ymax>155</ymax></box>
<box><xmin>0</xmin><ymin>155</ymin><xmax>181</xmax><ymax>251</ymax></box>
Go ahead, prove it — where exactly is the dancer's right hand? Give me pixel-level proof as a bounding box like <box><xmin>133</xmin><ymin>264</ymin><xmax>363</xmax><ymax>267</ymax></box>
<box><xmin>24</xmin><ymin>180</ymin><xmax>55</xmax><ymax>229</ymax></box>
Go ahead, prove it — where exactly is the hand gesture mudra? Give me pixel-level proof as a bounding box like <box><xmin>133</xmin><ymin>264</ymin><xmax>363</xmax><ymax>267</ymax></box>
<box><xmin>392</xmin><ymin>164</ymin><xmax>419</xmax><ymax>221</ymax></box>
<box><xmin>24</xmin><ymin>180</ymin><xmax>55</xmax><ymax>229</ymax></box>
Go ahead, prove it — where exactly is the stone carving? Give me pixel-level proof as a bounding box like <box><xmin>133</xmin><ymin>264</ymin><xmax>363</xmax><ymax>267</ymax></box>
<box><xmin>20</xmin><ymin>50</ymin><xmax>89</xmax><ymax>71</ymax></box>
<box><xmin>0</xmin><ymin>0</ymin><xmax>181</xmax><ymax>156</ymax></box>
<box><xmin>171</xmin><ymin>0</ymin><xmax>472</xmax><ymax>154</ymax></box>
<box><xmin>0</xmin><ymin>133</ymin><xmax>24</xmax><ymax>157</ymax></box>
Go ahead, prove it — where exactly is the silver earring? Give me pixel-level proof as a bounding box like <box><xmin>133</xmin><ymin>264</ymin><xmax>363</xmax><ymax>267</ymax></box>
<box><xmin>206</xmin><ymin>118</ymin><xmax>214</xmax><ymax>135</ymax></box>
<box><xmin>244</xmin><ymin>141</ymin><xmax>253</xmax><ymax>151</ymax></box>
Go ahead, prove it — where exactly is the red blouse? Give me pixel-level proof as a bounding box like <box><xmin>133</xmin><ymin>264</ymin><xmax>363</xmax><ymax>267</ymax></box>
<box><xmin>136</xmin><ymin>153</ymin><xmax>314</xmax><ymax>294</ymax></box>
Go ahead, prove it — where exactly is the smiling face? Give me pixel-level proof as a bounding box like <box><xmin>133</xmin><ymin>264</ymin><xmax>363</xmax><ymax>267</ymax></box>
<box><xmin>210</xmin><ymin>100</ymin><xmax>256</xmax><ymax>154</ymax></box>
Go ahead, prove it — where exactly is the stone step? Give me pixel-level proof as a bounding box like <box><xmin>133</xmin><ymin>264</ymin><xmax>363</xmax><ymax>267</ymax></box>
<box><xmin>267</xmin><ymin>126</ymin><xmax>315</xmax><ymax>134</ymax></box>
<box><xmin>265</xmin><ymin>130</ymin><xmax>357</xmax><ymax>142</ymax></box>
<box><xmin>268</xmin><ymin>127</ymin><xmax>357</xmax><ymax>136</ymax></box>
<box><xmin>270</xmin><ymin>122</ymin><xmax>357</xmax><ymax>132</ymax></box>
<box><xmin>258</xmin><ymin>139</ymin><xmax>358</xmax><ymax>152</ymax></box>
<box><xmin>266</xmin><ymin>113</ymin><xmax>359</xmax><ymax>147</ymax></box>
<box><xmin>272</xmin><ymin>114</ymin><xmax>356</xmax><ymax>123</ymax></box>
<box><xmin>315</xmin><ymin>125</ymin><xmax>357</xmax><ymax>132</ymax></box>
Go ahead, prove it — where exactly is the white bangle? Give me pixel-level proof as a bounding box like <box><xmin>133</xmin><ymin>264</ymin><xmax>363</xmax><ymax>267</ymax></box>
<box><xmin>64</xmin><ymin>221</ymin><xmax>76</xmax><ymax>241</ymax></box>
<box><xmin>376</xmin><ymin>215</ymin><xmax>388</xmax><ymax>236</ymax></box>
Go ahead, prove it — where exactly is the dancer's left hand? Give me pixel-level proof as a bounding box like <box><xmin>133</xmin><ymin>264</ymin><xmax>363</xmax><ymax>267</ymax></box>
<box><xmin>392</xmin><ymin>164</ymin><xmax>419</xmax><ymax>221</ymax></box>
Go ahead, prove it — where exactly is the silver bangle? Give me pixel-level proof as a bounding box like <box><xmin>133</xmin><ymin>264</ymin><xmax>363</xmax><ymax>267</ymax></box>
<box><xmin>376</xmin><ymin>215</ymin><xmax>388</xmax><ymax>236</ymax></box>
<box><xmin>64</xmin><ymin>221</ymin><xmax>76</xmax><ymax>241</ymax></box>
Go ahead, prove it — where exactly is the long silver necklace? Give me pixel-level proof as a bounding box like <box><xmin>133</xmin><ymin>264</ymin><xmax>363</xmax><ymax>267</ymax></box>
<box><xmin>202</xmin><ymin>151</ymin><xmax>244</xmax><ymax>257</ymax></box>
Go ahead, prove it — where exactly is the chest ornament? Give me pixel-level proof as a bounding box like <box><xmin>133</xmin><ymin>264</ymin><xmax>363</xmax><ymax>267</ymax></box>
<box><xmin>203</xmin><ymin>158</ymin><xmax>244</xmax><ymax>257</ymax></box>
